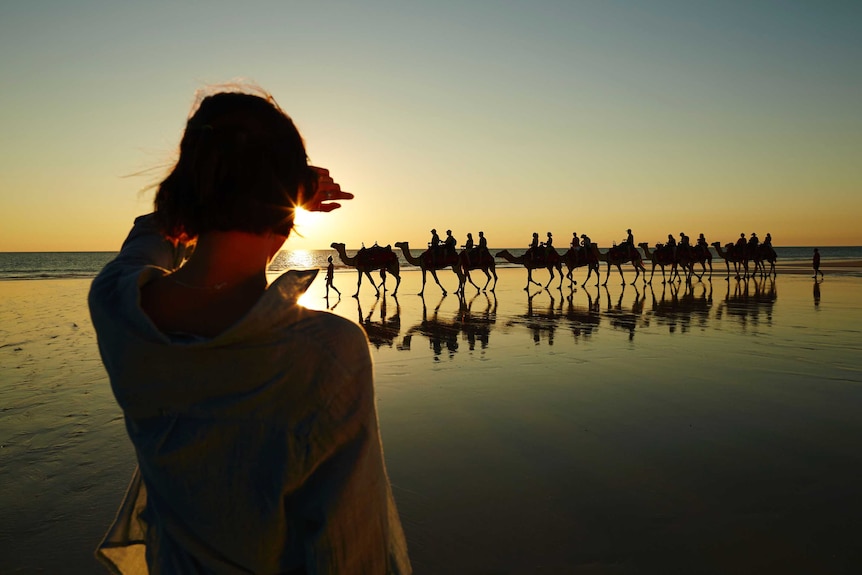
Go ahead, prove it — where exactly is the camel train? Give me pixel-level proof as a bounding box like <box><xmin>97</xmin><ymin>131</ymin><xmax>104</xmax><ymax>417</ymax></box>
<box><xmin>330</xmin><ymin>233</ymin><xmax>777</xmax><ymax>297</ymax></box>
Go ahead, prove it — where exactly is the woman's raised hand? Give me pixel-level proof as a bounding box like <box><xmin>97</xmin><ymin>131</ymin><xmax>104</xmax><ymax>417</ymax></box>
<box><xmin>303</xmin><ymin>166</ymin><xmax>354</xmax><ymax>212</ymax></box>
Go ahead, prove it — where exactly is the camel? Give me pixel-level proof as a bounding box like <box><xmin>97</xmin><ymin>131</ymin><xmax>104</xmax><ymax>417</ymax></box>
<box><xmin>638</xmin><ymin>242</ymin><xmax>678</xmax><ymax>284</ymax></box>
<box><xmin>757</xmin><ymin>244</ymin><xmax>777</xmax><ymax>277</ymax></box>
<box><xmin>594</xmin><ymin>244</ymin><xmax>646</xmax><ymax>286</ymax></box>
<box><xmin>393</xmin><ymin>242</ymin><xmax>466</xmax><ymax>296</ymax></box>
<box><xmin>711</xmin><ymin>242</ymin><xmax>748</xmax><ymax>279</ymax></box>
<box><xmin>495</xmin><ymin>248</ymin><xmax>564</xmax><ymax>291</ymax></box>
<box><xmin>459</xmin><ymin>247</ymin><xmax>498</xmax><ymax>293</ymax></box>
<box><xmin>330</xmin><ymin>242</ymin><xmax>401</xmax><ymax>297</ymax></box>
<box><xmin>561</xmin><ymin>247</ymin><xmax>600</xmax><ymax>288</ymax></box>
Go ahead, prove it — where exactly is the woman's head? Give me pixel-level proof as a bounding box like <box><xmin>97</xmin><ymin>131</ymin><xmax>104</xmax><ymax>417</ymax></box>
<box><xmin>154</xmin><ymin>88</ymin><xmax>315</xmax><ymax>241</ymax></box>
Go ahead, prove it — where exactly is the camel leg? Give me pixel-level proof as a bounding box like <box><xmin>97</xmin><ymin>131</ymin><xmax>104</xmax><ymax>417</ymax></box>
<box><xmin>418</xmin><ymin>269</ymin><xmax>427</xmax><ymax>296</ymax></box>
<box><xmin>617</xmin><ymin>265</ymin><xmax>625</xmax><ymax>286</ymax></box>
<box><xmin>353</xmin><ymin>270</ymin><xmax>363</xmax><ymax>298</ymax></box>
<box><xmin>365</xmin><ymin>270</ymin><xmax>381</xmax><ymax>296</ymax></box>
<box><xmin>392</xmin><ymin>273</ymin><xmax>401</xmax><ymax>296</ymax></box>
<box><xmin>429</xmin><ymin>269</ymin><xmax>447</xmax><ymax>296</ymax></box>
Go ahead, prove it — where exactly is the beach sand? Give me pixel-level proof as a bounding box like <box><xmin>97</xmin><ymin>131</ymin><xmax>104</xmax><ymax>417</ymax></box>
<box><xmin>2</xmin><ymin>264</ymin><xmax>862</xmax><ymax>573</ymax></box>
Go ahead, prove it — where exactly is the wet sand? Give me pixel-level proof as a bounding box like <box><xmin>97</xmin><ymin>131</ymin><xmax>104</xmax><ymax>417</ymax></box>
<box><xmin>2</xmin><ymin>266</ymin><xmax>862</xmax><ymax>573</ymax></box>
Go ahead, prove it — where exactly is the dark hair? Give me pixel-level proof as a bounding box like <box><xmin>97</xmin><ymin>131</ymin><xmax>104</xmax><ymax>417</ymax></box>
<box><xmin>154</xmin><ymin>89</ymin><xmax>316</xmax><ymax>241</ymax></box>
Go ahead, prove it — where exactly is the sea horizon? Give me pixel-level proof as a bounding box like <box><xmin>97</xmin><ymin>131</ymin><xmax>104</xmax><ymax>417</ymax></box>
<box><xmin>1</xmin><ymin>245</ymin><xmax>861</xmax><ymax>281</ymax></box>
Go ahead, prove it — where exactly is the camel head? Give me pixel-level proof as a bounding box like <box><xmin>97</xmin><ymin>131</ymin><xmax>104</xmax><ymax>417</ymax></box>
<box><xmin>330</xmin><ymin>242</ymin><xmax>345</xmax><ymax>251</ymax></box>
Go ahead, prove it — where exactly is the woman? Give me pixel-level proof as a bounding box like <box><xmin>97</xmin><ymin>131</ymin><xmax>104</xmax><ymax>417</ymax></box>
<box><xmin>89</xmin><ymin>88</ymin><xmax>411</xmax><ymax>574</ymax></box>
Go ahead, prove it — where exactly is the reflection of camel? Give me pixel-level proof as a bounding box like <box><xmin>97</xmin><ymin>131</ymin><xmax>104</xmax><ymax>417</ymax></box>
<box><xmin>562</xmin><ymin>247</ymin><xmax>600</xmax><ymax>288</ymax></box>
<box><xmin>399</xmin><ymin>293</ymin><xmax>497</xmax><ymax>358</ymax></box>
<box><xmin>459</xmin><ymin>248</ymin><xmax>498</xmax><ymax>293</ymax></box>
<box><xmin>645</xmin><ymin>280</ymin><xmax>713</xmax><ymax>334</ymax></box>
<box><xmin>356</xmin><ymin>294</ymin><xmax>400</xmax><ymax>349</ymax></box>
<box><xmin>330</xmin><ymin>242</ymin><xmax>401</xmax><ymax>297</ymax></box>
<box><xmin>506</xmin><ymin>291</ymin><xmax>563</xmax><ymax>345</ymax></box>
<box><xmin>711</xmin><ymin>242</ymin><xmax>747</xmax><ymax>279</ymax></box>
<box><xmin>594</xmin><ymin>244</ymin><xmax>646</xmax><ymax>286</ymax></box>
<box><xmin>563</xmin><ymin>289</ymin><xmax>601</xmax><ymax>342</ymax></box>
<box><xmin>603</xmin><ymin>284</ymin><xmax>646</xmax><ymax>340</ymax></box>
<box><xmin>394</xmin><ymin>242</ymin><xmax>465</xmax><ymax>296</ymax></box>
<box><xmin>495</xmin><ymin>249</ymin><xmax>564</xmax><ymax>291</ymax></box>
<box><xmin>715</xmin><ymin>277</ymin><xmax>776</xmax><ymax>329</ymax></box>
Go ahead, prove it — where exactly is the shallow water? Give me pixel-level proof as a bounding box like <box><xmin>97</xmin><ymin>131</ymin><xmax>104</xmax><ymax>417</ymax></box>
<box><xmin>2</xmin><ymin>270</ymin><xmax>861</xmax><ymax>573</ymax></box>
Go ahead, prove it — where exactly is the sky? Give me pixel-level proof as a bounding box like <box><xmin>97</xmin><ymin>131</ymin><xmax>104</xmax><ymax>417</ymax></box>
<box><xmin>1</xmin><ymin>0</ymin><xmax>860</xmax><ymax>251</ymax></box>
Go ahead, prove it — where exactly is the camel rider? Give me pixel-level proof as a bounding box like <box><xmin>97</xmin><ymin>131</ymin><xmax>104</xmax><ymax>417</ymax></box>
<box><xmin>462</xmin><ymin>232</ymin><xmax>475</xmax><ymax>266</ymax></box>
<box><xmin>444</xmin><ymin>229</ymin><xmax>457</xmax><ymax>259</ymax></box>
<box><xmin>679</xmin><ymin>232</ymin><xmax>692</xmax><ymax>260</ymax></box>
<box><xmin>545</xmin><ymin>232</ymin><xmax>554</xmax><ymax>256</ymax></box>
<box><xmin>747</xmin><ymin>232</ymin><xmax>759</xmax><ymax>259</ymax></box>
<box><xmin>697</xmin><ymin>233</ymin><xmax>708</xmax><ymax>249</ymax></box>
<box><xmin>571</xmin><ymin>232</ymin><xmax>579</xmax><ymax>250</ymax></box>
<box><xmin>748</xmin><ymin>232</ymin><xmax>759</xmax><ymax>249</ymax></box>
<box><xmin>620</xmin><ymin>228</ymin><xmax>634</xmax><ymax>259</ymax></box>
<box><xmin>763</xmin><ymin>233</ymin><xmax>772</xmax><ymax>248</ymax></box>
<box><xmin>478</xmin><ymin>231</ymin><xmax>488</xmax><ymax>253</ymax></box>
<box><xmin>429</xmin><ymin>228</ymin><xmax>441</xmax><ymax>265</ymax></box>
<box><xmin>666</xmin><ymin>233</ymin><xmax>677</xmax><ymax>260</ymax></box>
<box><xmin>580</xmin><ymin>233</ymin><xmax>592</xmax><ymax>259</ymax></box>
<box><xmin>429</xmin><ymin>229</ymin><xmax>440</xmax><ymax>249</ymax></box>
<box><xmin>463</xmin><ymin>233</ymin><xmax>474</xmax><ymax>251</ymax></box>
<box><xmin>735</xmin><ymin>233</ymin><xmax>746</xmax><ymax>257</ymax></box>
<box><xmin>528</xmin><ymin>232</ymin><xmax>540</xmax><ymax>264</ymax></box>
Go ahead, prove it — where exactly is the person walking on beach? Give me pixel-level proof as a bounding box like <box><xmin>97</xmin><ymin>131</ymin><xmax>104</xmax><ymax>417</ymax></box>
<box><xmin>813</xmin><ymin>248</ymin><xmax>823</xmax><ymax>279</ymax></box>
<box><xmin>325</xmin><ymin>255</ymin><xmax>340</xmax><ymax>299</ymax></box>
<box><xmin>89</xmin><ymin>87</ymin><xmax>411</xmax><ymax>574</ymax></box>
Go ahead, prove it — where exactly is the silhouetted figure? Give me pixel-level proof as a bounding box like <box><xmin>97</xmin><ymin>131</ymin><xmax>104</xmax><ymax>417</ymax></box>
<box><xmin>666</xmin><ymin>233</ymin><xmax>677</xmax><ymax>260</ymax></box>
<box><xmin>697</xmin><ymin>233</ymin><xmax>708</xmax><ymax>249</ymax></box>
<box><xmin>478</xmin><ymin>231</ymin><xmax>488</xmax><ymax>252</ymax></box>
<box><xmin>444</xmin><ymin>229</ymin><xmax>457</xmax><ymax>258</ymax></box>
<box><xmin>528</xmin><ymin>232</ymin><xmax>540</xmax><ymax>264</ymax></box>
<box><xmin>571</xmin><ymin>232</ymin><xmax>579</xmax><ymax>249</ymax></box>
<box><xmin>580</xmin><ymin>233</ymin><xmax>592</xmax><ymax>258</ymax></box>
<box><xmin>763</xmin><ymin>233</ymin><xmax>772</xmax><ymax>248</ymax></box>
<box><xmin>813</xmin><ymin>248</ymin><xmax>823</xmax><ymax>279</ymax></box>
<box><xmin>545</xmin><ymin>231</ymin><xmax>554</xmax><ymax>254</ymax></box>
<box><xmin>463</xmin><ymin>233</ymin><xmax>474</xmax><ymax>250</ymax></box>
<box><xmin>429</xmin><ymin>228</ymin><xmax>441</xmax><ymax>265</ymax></box>
<box><xmin>462</xmin><ymin>232</ymin><xmax>474</xmax><ymax>265</ymax></box>
<box><xmin>325</xmin><ymin>255</ymin><xmax>340</xmax><ymax>299</ymax></box>
<box><xmin>429</xmin><ymin>228</ymin><xmax>440</xmax><ymax>249</ymax></box>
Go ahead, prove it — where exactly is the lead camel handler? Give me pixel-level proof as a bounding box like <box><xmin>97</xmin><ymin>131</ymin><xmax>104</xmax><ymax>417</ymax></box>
<box><xmin>89</xmin><ymin>88</ymin><xmax>411</xmax><ymax>574</ymax></box>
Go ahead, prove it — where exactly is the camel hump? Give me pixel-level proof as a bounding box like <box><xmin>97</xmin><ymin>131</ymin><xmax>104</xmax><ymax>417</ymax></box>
<box><xmin>363</xmin><ymin>245</ymin><xmax>396</xmax><ymax>266</ymax></box>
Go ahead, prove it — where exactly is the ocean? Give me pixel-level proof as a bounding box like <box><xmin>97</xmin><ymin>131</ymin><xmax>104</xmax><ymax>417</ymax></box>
<box><xmin>1</xmin><ymin>246</ymin><xmax>860</xmax><ymax>280</ymax></box>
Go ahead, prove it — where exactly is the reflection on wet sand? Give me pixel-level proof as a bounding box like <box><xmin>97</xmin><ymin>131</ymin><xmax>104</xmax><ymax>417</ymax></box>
<box><xmin>397</xmin><ymin>292</ymin><xmax>497</xmax><ymax>359</ymax></box>
<box><xmin>715</xmin><ymin>276</ymin><xmax>777</xmax><ymax>328</ymax></box>
<box><xmin>354</xmin><ymin>276</ymin><xmax>783</xmax><ymax>351</ymax></box>
<box><xmin>356</xmin><ymin>294</ymin><xmax>401</xmax><ymax>349</ymax></box>
<box><xmin>645</xmin><ymin>281</ymin><xmax>713</xmax><ymax>334</ymax></box>
<box><xmin>603</xmin><ymin>284</ymin><xmax>647</xmax><ymax>339</ymax></box>
<box><xmin>507</xmin><ymin>288</ymin><xmax>602</xmax><ymax>345</ymax></box>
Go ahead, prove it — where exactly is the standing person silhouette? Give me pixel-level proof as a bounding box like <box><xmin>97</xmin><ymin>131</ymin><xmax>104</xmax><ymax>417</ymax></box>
<box><xmin>325</xmin><ymin>255</ymin><xmax>340</xmax><ymax>299</ymax></box>
<box><xmin>88</xmin><ymin>87</ymin><xmax>411</xmax><ymax>574</ymax></box>
<box><xmin>813</xmin><ymin>248</ymin><xmax>823</xmax><ymax>279</ymax></box>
